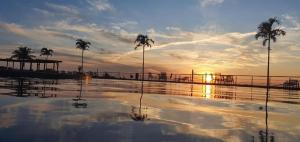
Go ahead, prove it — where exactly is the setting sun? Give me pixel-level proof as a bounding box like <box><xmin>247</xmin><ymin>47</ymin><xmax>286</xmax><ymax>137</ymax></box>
<box><xmin>205</xmin><ymin>74</ymin><xmax>213</xmax><ymax>83</ymax></box>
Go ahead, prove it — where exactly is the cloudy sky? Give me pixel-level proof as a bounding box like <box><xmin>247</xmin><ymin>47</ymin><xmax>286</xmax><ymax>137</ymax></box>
<box><xmin>0</xmin><ymin>0</ymin><xmax>299</xmax><ymax>75</ymax></box>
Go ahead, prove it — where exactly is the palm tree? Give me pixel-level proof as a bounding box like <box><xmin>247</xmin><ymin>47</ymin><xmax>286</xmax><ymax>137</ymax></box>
<box><xmin>40</xmin><ymin>48</ymin><xmax>54</xmax><ymax>69</ymax></box>
<box><xmin>75</xmin><ymin>39</ymin><xmax>91</xmax><ymax>101</ymax></box>
<box><xmin>134</xmin><ymin>34</ymin><xmax>154</xmax><ymax>97</ymax></box>
<box><xmin>134</xmin><ymin>34</ymin><xmax>154</xmax><ymax>80</ymax></box>
<box><xmin>40</xmin><ymin>48</ymin><xmax>53</xmax><ymax>60</ymax></box>
<box><xmin>255</xmin><ymin>17</ymin><xmax>285</xmax><ymax>142</ymax></box>
<box><xmin>75</xmin><ymin>39</ymin><xmax>91</xmax><ymax>75</ymax></box>
<box><xmin>11</xmin><ymin>46</ymin><xmax>35</xmax><ymax>70</ymax></box>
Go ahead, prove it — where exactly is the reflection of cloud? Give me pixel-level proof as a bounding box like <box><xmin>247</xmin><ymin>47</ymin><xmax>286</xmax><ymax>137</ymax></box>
<box><xmin>0</xmin><ymin>113</ymin><xmax>16</xmax><ymax>128</ymax></box>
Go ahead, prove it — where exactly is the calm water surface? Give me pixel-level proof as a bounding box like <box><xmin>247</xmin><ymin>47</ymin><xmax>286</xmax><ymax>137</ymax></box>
<box><xmin>0</xmin><ymin>77</ymin><xmax>300</xmax><ymax>142</ymax></box>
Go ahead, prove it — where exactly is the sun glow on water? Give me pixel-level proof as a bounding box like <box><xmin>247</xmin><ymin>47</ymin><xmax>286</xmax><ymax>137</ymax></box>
<box><xmin>202</xmin><ymin>85</ymin><xmax>212</xmax><ymax>99</ymax></box>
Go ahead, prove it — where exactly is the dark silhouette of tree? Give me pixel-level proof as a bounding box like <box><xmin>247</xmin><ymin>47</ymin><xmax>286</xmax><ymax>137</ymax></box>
<box><xmin>75</xmin><ymin>39</ymin><xmax>91</xmax><ymax>75</ymax></box>
<box><xmin>134</xmin><ymin>34</ymin><xmax>154</xmax><ymax>94</ymax></box>
<box><xmin>40</xmin><ymin>48</ymin><xmax>53</xmax><ymax>60</ymax></box>
<box><xmin>255</xmin><ymin>17</ymin><xmax>285</xmax><ymax>142</ymax></box>
<box><xmin>40</xmin><ymin>47</ymin><xmax>54</xmax><ymax>69</ymax></box>
<box><xmin>75</xmin><ymin>39</ymin><xmax>90</xmax><ymax>104</ymax></box>
<box><xmin>11</xmin><ymin>46</ymin><xmax>35</xmax><ymax>70</ymax></box>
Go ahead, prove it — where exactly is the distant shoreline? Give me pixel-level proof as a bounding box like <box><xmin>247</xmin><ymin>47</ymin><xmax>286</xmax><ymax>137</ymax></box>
<box><xmin>1</xmin><ymin>67</ymin><xmax>299</xmax><ymax>90</ymax></box>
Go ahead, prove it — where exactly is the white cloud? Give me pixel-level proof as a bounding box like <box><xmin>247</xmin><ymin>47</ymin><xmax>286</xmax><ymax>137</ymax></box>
<box><xmin>282</xmin><ymin>14</ymin><xmax>300</xmax><ymax>31</ymax></box>
<box><xmin>86</xmin><ymin>0</ymin><xmax>113</xmax><ymax>12</ymax></box>
<box><xmin>110</xmin><ymin>21</ymin><xmax>138</xmax><ymax>30</ymax></box>
<box><xmin>166</xmin><ymin>26</ymin><xmax>181</xmax><ymax>31</ymax></box>
<box><xmin>33</xmin><ymin>8</ymin><xmax>55</xmax><ymax>17</ymax></box>
<box><xmin>1</xmin><ymin>17</ymin><xmax>299</xmax><ymax>74</ymax></box>
<box><xmin>45</xmin><ymin>2</ymin><xmax>79</xmax><ymax>16</ymax></box>
<box><xmin>199</xmin><ymin>0</ymin><xmax>224</xmax><ymax>7</ymax></box>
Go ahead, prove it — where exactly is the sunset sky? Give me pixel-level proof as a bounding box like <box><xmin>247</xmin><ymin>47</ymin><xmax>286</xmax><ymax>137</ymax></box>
<box><xmin>0</xmin><ymin>0</ymin><xmax>299</xmax><ymax>75</ymax></box>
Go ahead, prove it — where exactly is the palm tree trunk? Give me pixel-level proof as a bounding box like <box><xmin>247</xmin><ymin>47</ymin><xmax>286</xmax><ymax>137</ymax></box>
<box><xmin>81</xmin><ymin>49</ymin><xmax>84</xmax><ymax>74</ymax></box>
<box><xmin>265</xmin><ymin>37</ymin><xmax>271</xmax><ymax>142</ymax></box>
<box><xmin>141</xmin><ymin>46</ymin><xmax>145</xmax><ymax>94</ymax></box>
<box><xmin>79</xmin><ymin>49</ymin><xmax>84</xmax><ymax>98</ymax></box>
<box><xmin>139</xmin><ymin>46</ymin><xmax>145</xmax><ymax>116</ymax></box>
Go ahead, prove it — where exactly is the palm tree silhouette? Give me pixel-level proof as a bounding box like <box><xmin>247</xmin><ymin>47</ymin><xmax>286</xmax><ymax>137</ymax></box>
<box><xmin>75</xmin><ymin>39</ymin><xmax>91</xmax><ymax>75</ymax></box>
<box><xmin>255</xmin><ymin>18</ymin><xmax>285</xmax><ymax>142</ymax></box>
<box><xmin>11</xmin><ymin>46</ymin><xmax>35</xmax><ymax>70</ymax></box>
<box><xmin>255</xmin><ymin>17</ymin><xmax>286</xmax><ymax>114</ymax></box>
<box><xmin>134</xmin><ymin>34</ymin><xmax>154</xmax><ymax>94</ymax></box>
<box><xmin>40</xmin><ymin>48</ymin><xmax>53</xmax><ymax>60</ymax></box>
<box><xmin>40</xmin><ymin>48</ymin><xmax>54</xmax><ymax>69</ymax></box>
<box><xmin>75</xmin><ymin>39</ymin><xmax>90</xmax><ymax>106</ymax></box>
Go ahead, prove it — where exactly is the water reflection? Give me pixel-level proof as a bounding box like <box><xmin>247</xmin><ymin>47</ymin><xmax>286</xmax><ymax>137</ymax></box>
<box><xmin>130</xmin><ymin>80</ymin><xmax>148</xmax><ymax>121</ymax></box>
<box><xmin>252</xmin><ymin>93</ymin><xmax>275</xmax><ymax>142</ymax></box>
<box><xmin>72</xmin><ymin>78</ymin><xmax>88</xmax><ymax>108</ymax></box>
<box><xmin>203</xmin><ymin>85</ymin><xmax>212</xmax><ymax>99</ymax></box>
<box><xmin>40</xmin><ymin>80</ymin><xmax>58</xmax><ymax>98</ymax></box>
<box><xmin>5</xmin><ymin>78</ymin><xmax>58</xmax><ymax>98</ymax></box>
<box><xmin>0</xmin><ymin>78</ymin><xmax>300</xmax><ymax>141</ymax></box>
<box><xmin>15</xmin><ymin>78</ymin><xmax>30</xmax><ymax>97</ymax></box>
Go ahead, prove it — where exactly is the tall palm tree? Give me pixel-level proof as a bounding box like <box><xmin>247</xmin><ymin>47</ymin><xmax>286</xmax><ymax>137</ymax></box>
<box><xmin>134</xmin><ymin>34</ymin><xmax>154</xmax><ymax>80</ymax></box>
<box><xmin>40</xmin><ymin>48</ymin><xmax>54</xmax><ymax>69</ymax></box>
<box><xmin>255</xmin><ymin>17</ymin><xmax>285</xmax><ymax>142</ymax></box>
<box><xmin>134</xmin><ymin>34</ymin><xmax>154</xmax><ymax>96</ymax></box>
<box><xmin>75</xmin><ymin>39</ymin><xmax>91</xmax><ymax>101</ymax></box>
<box><xmin>75</xmin><ymin>39</ymin><xmax>91</xmax><ymax>75</ymax></box>
<box><xmin>11</xmin><ymin>46</ymin><xmax>35</xmax><ymax>70</ymax></box>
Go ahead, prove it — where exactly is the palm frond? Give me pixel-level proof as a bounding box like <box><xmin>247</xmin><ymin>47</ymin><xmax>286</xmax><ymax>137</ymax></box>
<box><xmin>263</xmin><ymin>39</ymin><xmax>269</xmax><ymax>46</ymax></box>
<box><xmin>11</xmin><ymin>46</ymin><xmax>35</xmax><ymax>60</ymax></box>
<box><xmin>255</xmin><ymin>17</ymin><xmax>286</xmax><ymax>47</ymax></box>
<box><xmin>134</xmin><ymin>34</ymin><xmax>154</xmax><ymax>49</ymax></box>
<box><xmin>270</xmin><ymin>36</ymin><xmax>277</xmax><ymax>43</ymax></box>
<box><xmin>75</xmin><ymin>39</ymin><xmax>91</xmax><ymax>50</ymax></box>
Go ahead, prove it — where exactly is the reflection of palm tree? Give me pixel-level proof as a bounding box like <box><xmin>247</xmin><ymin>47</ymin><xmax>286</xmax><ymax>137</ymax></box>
<box><xmin>40</xmin><ymin>48</ymin><xmax>54</xmax><ymax>70</ymax></box>
<box><xmin>41</xmin><ymin>80</ymin><xmax>47</xmax><ymax>98</ymax></box>
<box><xmin>255</xmin><ymin>17</ymin><xmax>286</xmax><ymax>105</ymax></box>
<box><xmin>134</xmin><ymin>34</ymin><xmax>154</xmax><ymax>94</ymax></box>
<box><xmin>75</xmin><ymin>39</ymin><xmax>91</xmax><ymax>75</ymax></box>
<box><xmin>252</xmin><ymin>92</ymin><xmax>275</xmax><ymax>142</ymax></box>
<box><xmin>14</xmin><ymin>78</ymin><xmax>30</xmax><ymax>97</ymax></box>
<box><xmin>130</xmin><ymin>93</ymin><xmax>148</xmax><ymax>121</ymax></box>
<box><xmin>11</xmin><ymin>46</ymin><xmax>35</xmax><ymax>70</ymax></box>
<box><xmin>72</xmin><ymin>76</ymin><xmax>87</xmax><ymax>108</ymax></box>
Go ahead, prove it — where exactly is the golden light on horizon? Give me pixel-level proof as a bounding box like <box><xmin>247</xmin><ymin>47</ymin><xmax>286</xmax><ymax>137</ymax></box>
<box><xmin>205</xmin><ymin>74</ymin><xmax>213</xmax><ymax>83</ymax></box>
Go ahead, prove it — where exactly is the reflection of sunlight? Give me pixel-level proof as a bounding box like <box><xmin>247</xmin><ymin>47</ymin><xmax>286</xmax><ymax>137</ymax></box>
<box><xmin>202</xmin><ymin>85</ymin><xmax>212</xmax><ymax>99</ymax></box>
<box><xmin>84</xmin><ymin>75</ymin><xmax>92</xmax><ymax>85</ymax></box>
